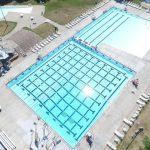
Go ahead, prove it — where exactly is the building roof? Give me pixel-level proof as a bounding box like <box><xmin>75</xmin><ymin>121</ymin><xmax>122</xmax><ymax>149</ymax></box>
<box><xmin>0</xmin><ymin>50</ymin><xmax>8</xmax><ymax>60</ymax></box>
<box><xmin>8</xmin><ymin>29</ymin><xmax>42</xmax><ymax>53</ymax></box>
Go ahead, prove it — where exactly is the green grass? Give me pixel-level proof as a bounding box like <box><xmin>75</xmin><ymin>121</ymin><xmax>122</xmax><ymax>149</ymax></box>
<box><xmin>23</xmin><ymin>27</ymin><xmax>32</xmax><ymax>31</ymax></box>
<box><xmin>8</xmin><ymin>0</ymin><xmax>96</xmax><ymax>24</ymax></box>
<box><xmin>132</xmin><ymin>0</ymin><xmax>143</xmax><ymax>4</ymax></box>
<box><xmin>0</xmin><ymin>21</ymin><xmax>17</xmax><ymax>37</ymax></box>
<box><xmin>44</xmin><ymin>0</ymin><xmax>95</xmax><ymax>24</ymax></box>
<box><xmin>23</xmin><ymin>23</ymin><xmax>55</xmax><ymax>39</ymax></box>
<box><xmin>117</xmin><ymin>102</ymin><xmax>150</xmax><ymax>150</ymax></box>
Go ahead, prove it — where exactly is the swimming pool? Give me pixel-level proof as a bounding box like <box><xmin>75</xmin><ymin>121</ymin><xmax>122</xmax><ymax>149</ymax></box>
<box><xmin>0</xmin><ymin>6</ymin><xmax>32</xmax><ymax>19</ymax></box>
<box><xmin>7</xmin><ymin>38</ymin><xmax>134</xmax><ymax>147</ymax></box>
<box><xmin>75</xmin><ymin>7</ymin><xmax>150</xmax><ymax>58</ymax></box>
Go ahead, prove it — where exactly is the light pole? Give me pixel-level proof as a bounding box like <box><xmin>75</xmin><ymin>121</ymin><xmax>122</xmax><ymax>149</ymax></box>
<box><xmin>125</xmin><ymin>127</ymin><xmax>144</xmax><ymax>150</ymax></box>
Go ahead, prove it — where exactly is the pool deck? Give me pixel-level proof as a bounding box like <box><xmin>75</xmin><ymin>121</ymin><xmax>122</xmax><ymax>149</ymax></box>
<box><xmin>1</xmin><ymin>1</ymin><xmax>150</xmax><ymax>150</ymax></box>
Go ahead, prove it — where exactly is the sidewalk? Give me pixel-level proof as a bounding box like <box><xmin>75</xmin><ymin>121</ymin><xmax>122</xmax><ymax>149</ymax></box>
<box><xmin>2</xmin><ymin>5</ymin><xmax>65</xmax><ymax>40</ymax></box>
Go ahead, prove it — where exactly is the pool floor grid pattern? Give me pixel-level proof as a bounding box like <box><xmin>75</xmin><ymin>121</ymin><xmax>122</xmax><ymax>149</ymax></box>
<box><xmin>8</xmin><ymin>38</ymin><xmax>134</xmax><ymax>147</ymax></box>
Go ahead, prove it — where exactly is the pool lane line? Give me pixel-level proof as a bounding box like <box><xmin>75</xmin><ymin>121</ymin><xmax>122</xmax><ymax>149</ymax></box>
<box><xmin>89</xmin><ymin>14</ymin><xmax>125</xmax><ymax>44</ymax></box>
<box><xmin>15</xmin><ymin>42</ymin><xmax>72</xmax><ymax>85</ymax></box>
<box><xmin>73</xmin><ymin>37</ymin><xmax>133</xmax><ymax>74</ymax></box>
<box><xmin>32</xmin><ymin>71</ymin><xmax>95</xmax><ymax>121</ymax></box>
<box><xmin>77</xmin><ymin>10</ymin><xmax>114</xmax><ymax>38</ymax></box>
<box><xmin>15</xmin><ymin>44</ymin><xmax>128</xmax><ymax>109</ymax></box>
<box><xmin>75</xmin><ymin>74</ymin><xmax>128</xmax><ymax>141</ymax></box>
<box><xmin>96</xmin><ymin>17</ymin><xmax>129</xmax><ymax>46</ymax></box>
<box><xmin>13</xmin><ymin>38</ymin><xmax>130</xmax><ymax>86</ymax></box>
<box><xmin>21</xmin><ymin>83</ymin><xmax>82</xmax><ymax>138</ymax></box>
<box><xmin>83</xmin><ymin>13</ymin><xmax>119</xmax><ymax>41</ymax></box>
<box><xmin>18</xmin><ymin>40</ymin><xmax>128</xmax><ymax>100</ymax></box>
<box><xmin>59</xmin><ymin>48</ymin><xmax>124</xmax><ymax>98</ymax></box>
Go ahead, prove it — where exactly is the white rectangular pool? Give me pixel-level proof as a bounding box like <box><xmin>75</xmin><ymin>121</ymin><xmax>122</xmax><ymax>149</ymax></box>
<box><xmin>0</xmin><ymin>6</ymin><xmax>32</xmax><ymax>19</ymax></box>
<box><xmin>75</xmin><ymin>7</ymin><xmax>150</xmax><ymax>58</ymax></box>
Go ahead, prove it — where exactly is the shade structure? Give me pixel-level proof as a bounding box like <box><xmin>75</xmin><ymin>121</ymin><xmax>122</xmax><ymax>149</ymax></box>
<box><xmin>0</xmin><ymin>50</ymin><xmax>8</xmax><ymax>60</ymax></box>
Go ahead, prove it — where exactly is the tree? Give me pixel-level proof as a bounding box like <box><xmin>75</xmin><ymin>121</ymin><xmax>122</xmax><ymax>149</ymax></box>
<box><xmin>34</xmin><ymin>0</ymin><xmax>50</xmax><ymax>3</ymax></box>
<box><xmin>0</xmin><ymin>0</ymin><xmax>13</xmax><ymax>5</ymax></box>
<box><xmin>15</xmin><ymin>0</ymin><xmax>29</xmax><ymax>2</ymax></box>
<box><xmin>141</xmin><ymin>136</ymin><xmax>150</xmax><ymax>150</ymax></box>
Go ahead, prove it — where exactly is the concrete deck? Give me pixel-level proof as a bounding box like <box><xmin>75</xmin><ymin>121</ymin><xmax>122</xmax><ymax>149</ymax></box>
<box><xmin>2</xmin><ymin>5</ymin><xmax>65</xmax><ymax>40</ymax></box>
<box><xmin>0</xmin><ymin>1</ymin><xmax>150</xmax><ymax>150</ymax></box>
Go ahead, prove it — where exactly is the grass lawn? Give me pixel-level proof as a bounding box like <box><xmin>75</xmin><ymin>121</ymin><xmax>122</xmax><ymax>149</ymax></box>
<box><xmin>9</xmin><ymin>0</ymin><xmax>97</xmax><ymax>25</ymax></box>
<box><xmin>117</xmin><ymin>102</ymin><xmax>150</xmax><ymax>150</ymax></box>
<box><xmin>23</xmin><ymin>23</ymin><xmax>55</xmax><ymax>39</ymax></box>
<box><xmin>132</xmin><ymin>0</ymin><xmax>143</xmax><ymax>4</ymax></box>
<box><xmin>0</xmin><ymin>21</ymin><xmax>17</xmax><ymax>37</ymax></box>
<box><xmin>44</xmin><ymin>0</ymin><xmax>96</xmax><ymax>25</ymax></box>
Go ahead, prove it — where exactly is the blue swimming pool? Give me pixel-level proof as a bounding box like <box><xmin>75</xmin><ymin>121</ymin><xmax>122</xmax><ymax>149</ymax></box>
<box><xmin>7</xmin><ymin>38</ymin><xmax>134</xmax><ymax>147</ymax></box>
<box><xmin>75</xmin><ymin>7</ymin><xmax>150</xmax><ymax>58</ymax></box>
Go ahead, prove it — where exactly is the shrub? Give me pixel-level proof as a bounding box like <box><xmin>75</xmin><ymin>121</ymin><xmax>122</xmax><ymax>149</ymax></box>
<box><xmin>141</xmin><ymin>136</ymin><xmax>150</xmax><ymax>150</ymax></box>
